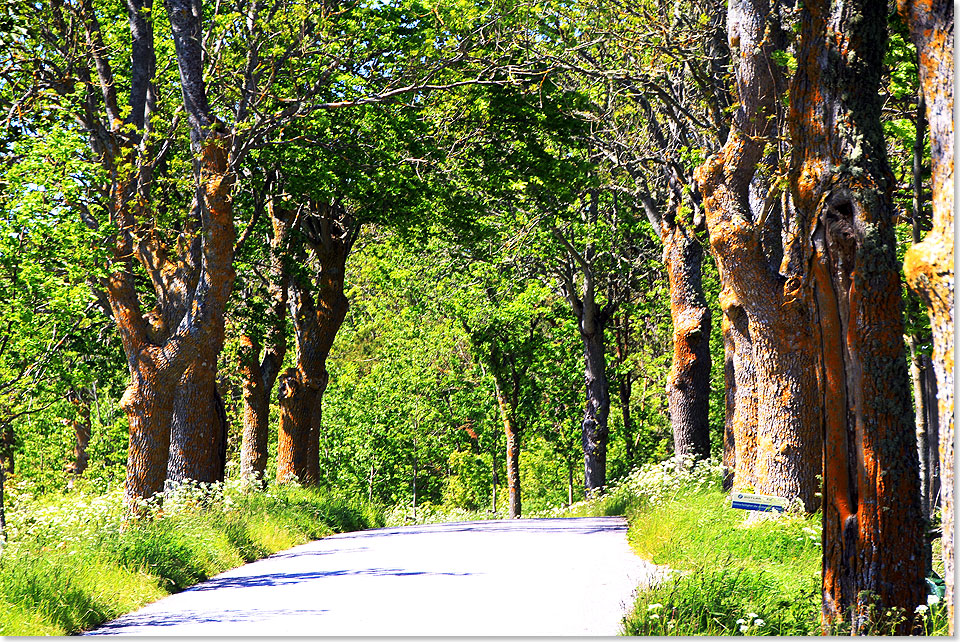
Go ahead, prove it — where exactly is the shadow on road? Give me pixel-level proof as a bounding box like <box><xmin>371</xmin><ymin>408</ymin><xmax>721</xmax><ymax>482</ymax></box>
<box><xmin>186</xmin><ymin>567</ymin><xmax>474</xmax><ymax>592</ymax></box>
<box><xmin>89</xmin><ymin>608</ymin><xmax>330</xmax><ymax>633</ymax></box>
<box><xmin>328</xmin><ymin>517</ymin><xmax>627</xmax><ymax>540</ymax></box>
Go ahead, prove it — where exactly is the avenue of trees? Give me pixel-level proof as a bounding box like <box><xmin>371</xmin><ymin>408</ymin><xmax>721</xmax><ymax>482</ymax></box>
<box><xmin>0</xmin><ymin>0</ymin><xmax>952</xmax><ymax>634</ymax></box>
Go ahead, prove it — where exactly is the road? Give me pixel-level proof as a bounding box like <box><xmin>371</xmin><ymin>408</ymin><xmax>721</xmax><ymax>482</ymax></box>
<box><xmin>87</xmin><ymin>517</ymin><xmax>659</xmax><ymax>636</ymax></box>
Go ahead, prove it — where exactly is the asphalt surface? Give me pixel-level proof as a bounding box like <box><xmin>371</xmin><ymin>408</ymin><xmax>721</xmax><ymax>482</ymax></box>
<box><xmin>86</xmin><ymin>517</ymin><xmax>659</xmax><ymax>636</ymax></box>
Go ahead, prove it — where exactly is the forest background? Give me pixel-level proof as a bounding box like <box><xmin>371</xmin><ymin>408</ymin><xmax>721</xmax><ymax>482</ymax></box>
<box><xmin>0</xmin><ymin>0</ymin><xmax>952</xmax><ymax>635</ymax></box>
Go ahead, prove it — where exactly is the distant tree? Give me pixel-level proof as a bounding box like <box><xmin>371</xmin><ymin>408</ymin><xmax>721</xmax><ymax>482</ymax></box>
<box><xmin>898</xmin><ymin>0</ymin><xmax>954</xmax><ymax>629</ymax></box>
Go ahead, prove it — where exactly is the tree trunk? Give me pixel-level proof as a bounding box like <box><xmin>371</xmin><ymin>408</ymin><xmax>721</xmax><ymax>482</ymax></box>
<box><xmin>580</xmin><ymin>306</ymin><xmax>609</xmax><ymax>497</ymax></box>
<box><xmin>64</xmin><ymin>390</ymin><xmax>91</xmax><ymax>476</ymax></box>
<box><xmin>491</xmin><ymin>449</ymin><xmax>498</xmax><ymax>512</ymax></box>
<box><xmin>0</xmin><ymin>461</ymin><xmax>6</xmax><ymax>541</ymax></box>
<box><xmin>696</xmin><ymin>0</ymin><xmax>821</xmax><ymax>510</ymax></box>
<box><xmin>662</xmin><ymin>216</ymin><xmax>711</xmax><ymax>460</ymax></box>
<box><xmin>790</xmin><ymin>0</ymin><xmax>926</xmax><ymax>630</ymax></box>
<box><xmin>277</xmin><ymin>366</ymin><xmax>319</xmax><ymax>484</ymax></box>
<box><xmin>239</xmin><ymin>334</ymin><xmax>269</xmax><ymax>485</ymax></box>
<box><xmin>0</xmin><ymin>424</ymin><xmax>12</xmax><ymax>475</ymax></box>
<box><xmin>898</xmin><ymin>0</ymin><xmax>954</xmax><ymax>629</ymax></box>
<box><xmin>277</xmin><ymin>203</ymin><xmax>354</xmax><ymax>484</ymax></box>
<box><xmin>720</xmin><ymin>295</ymin><xmax>758</xmax><ymax>492</ymax></box>
<box><xmin>239</xmin><ymin>205</ymin><xmax>290</xmax><ymax>485</ymax></box>
<box><xmin>494</xmin><ymin>380</ymin><xmax>521</xmax><ymax>518</ymax></box>
<box><xmin>921</xmin><ymin>355</ymin><xmax>940</xmax><ymax>518</ymax></box>
<box><xmin>167</xmin><ymin>353</ymin><xmax>226</xmax><ymax>485</ymax></box>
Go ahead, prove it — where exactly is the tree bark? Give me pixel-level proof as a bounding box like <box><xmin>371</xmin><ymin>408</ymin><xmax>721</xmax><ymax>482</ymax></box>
<box><xmin>696</xmin><ymin>0</ymin><xmax>821</xmax><ymax>510</ymax></box>
<box><xmin>790</xmin><ymin>0</ymin><xmax>926</xmax><ymax>630</ymax></box>
<box><xmin>167</xmin><ymin>349</ymin><xmax>226</xmax><ymax>485</ymax></box>
<box><xmin>898</xmin><ymin>0</ymin><xmax>954</xmax><ymax>630</ymax></box>
<box><xmin>579</xmin><ymin>306</ymin><xmax>609</xmax><ymax>496</ymax></box>
<box><xmin>662</xmin><ymin>215</ymin><xmax>711</xmax><ymax>460</ymax></box>
<box><xmin>0</xmin><ymin>424</ymin><xmax>12</xmax><ymax>475</ymax></box>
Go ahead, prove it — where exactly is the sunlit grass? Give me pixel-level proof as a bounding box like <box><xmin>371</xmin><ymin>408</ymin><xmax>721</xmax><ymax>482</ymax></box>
<box><xmin>0</xmin><ymin>479</ymin><xmax>383</xmax><ymax>635</ymax></box>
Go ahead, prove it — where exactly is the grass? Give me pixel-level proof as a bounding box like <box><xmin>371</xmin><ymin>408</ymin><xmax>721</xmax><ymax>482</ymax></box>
<box><xmin>553</xmin><ymin>456</ymin><xmax>950</xmax><ymax>636</ymax></box>
<box><xmin>0</xmin><ymin>478</ymin><xmax>383</xmax><ymax>635</ymax></box>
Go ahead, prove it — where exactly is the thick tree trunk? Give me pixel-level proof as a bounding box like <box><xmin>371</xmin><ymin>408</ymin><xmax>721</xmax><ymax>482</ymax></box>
<box><xmin>721</xmin><ymin>294</ymin><xmax>758</xmax><ymax>492</ymax></box>
<box><xmin>696</xmin><ymin>0</ymin><xmax>820</xmax><ymax>510</ymax></box>
<box><xmin>790</xmin><ymin>0</ymin><xmax>926</xmax><ymax>631</ymax></box>
<box><xmin>494</xmin><ymin>380</ymin><xmax>521</xmax><ymax>518</ymax></box>
<box><xmin>277</xmin><ymin>366</ymin><xmax>320</xmax><ymax>484</ymax></box>
<box><xmin>239</xmin><ymin>335</ymin><xmax>269</xmax><ymax>484</ymax></box>
<box><xmin>662</xmin><ymin>217</ymin><xmax>711</xmax><ymax>460</ymax></box>
<box><xmin>167</xmin><ymin>352</ymin><xmax>226</xmax><ymax>485</ymax></box>
<box><xmin>580</xmin><ymin>307</ymin><xmax>609</xmax><ymax>496</ymax></box>
<box><xmin>721</xmin><ymin>322</ymin><xmax>735</xmax><ymax>491</ymax></box>
<box><xmin>898</xmin><ymin>0</ymin><xmax>954</xmax><ymax>629</ymax></box>
<box><xmin>65</xmin><ymin>391</ymin><xmax>91</xmax><ymax>476</ymax></box>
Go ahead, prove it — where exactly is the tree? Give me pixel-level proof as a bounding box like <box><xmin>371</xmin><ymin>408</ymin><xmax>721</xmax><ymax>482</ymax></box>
<box><xmin>789</xmin><ymin>0</ymin><xmax>926</xmax><ymax>630</ymax></box>
<box><xmin>897</xmin><ymin>0</ymin><xmax>954</xmax><ymax>629</ymax></box>
<box><xmin>236</xmin><ymin>195</ymin><xmax>290</xmax><ymax>485</ymax></box>
<box><xmin>695</xmin><ymin>0</ymin><xmax>822</xmax><ymax>509</ymax></box>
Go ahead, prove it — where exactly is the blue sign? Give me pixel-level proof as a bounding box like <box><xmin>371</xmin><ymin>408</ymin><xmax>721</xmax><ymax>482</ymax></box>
<box><xmin>731</xmin><ymin>492</ymin><xmax>789</xmax><ymax>512</ymax></box>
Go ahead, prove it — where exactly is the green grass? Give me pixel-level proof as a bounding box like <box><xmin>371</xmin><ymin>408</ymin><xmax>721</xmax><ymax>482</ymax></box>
<box><xmin>622</xmin><ymin>490</ymin><xmax>822</xmax><ymax>636</ymax></box>
<box><xmin>551</xmin><ymin>456</ymin><xmax>949</xmax><ymax>636</ymax></box>
<box><xmin>0</xmin><ymin>480</ymin><xmax>383</xmax><ymax>635</ymax></box>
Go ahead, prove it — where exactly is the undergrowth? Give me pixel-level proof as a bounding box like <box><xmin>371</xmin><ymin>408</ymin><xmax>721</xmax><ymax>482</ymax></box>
<box><xmin>0</xmin><ymin>477</ymin><xmax>382</xmax><ymax>635</ymax></box>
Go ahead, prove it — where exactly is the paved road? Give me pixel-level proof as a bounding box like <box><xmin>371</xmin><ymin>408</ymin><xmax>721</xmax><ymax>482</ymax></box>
<box><xmin>87</xmin><ymin>517</ymin><xmax>658</xmax><ymax>636</ymax></box>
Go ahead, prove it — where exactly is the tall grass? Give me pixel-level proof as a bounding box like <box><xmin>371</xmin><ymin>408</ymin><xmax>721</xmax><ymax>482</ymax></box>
<box><xmin>0</xmin><ymin>478</ymin><xmax>383</xmax><ymax>635</ymax></box>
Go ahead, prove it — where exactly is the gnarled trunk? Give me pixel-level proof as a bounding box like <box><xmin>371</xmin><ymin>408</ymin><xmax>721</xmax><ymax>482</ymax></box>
<box><xmin>696</xmin><ymin>0</ymin><xmax>820</xmax><ymax>510</ymax></box>
<box><xmin>898</xmin><ymin>0</ymin><xmax>954</xmax><ymax>629</ymax></box>
<box><xmin>277</xmin><ymin>366</ymin><xmax>321</xmax><ymax>484</ymax></box>
<box><xmin>790</xmin><ymin>0</ymin><xmax>926</xmax><ymax>630</ymax></box>
<box><xmin>662</xmin><ymin>216</ymin><xmax>711</xmax><ymax>460</ymax></box>
<box><xmin>720</xmin><ymin>290</ymin><xmax>758</xmax><ymax>491</ymax></box>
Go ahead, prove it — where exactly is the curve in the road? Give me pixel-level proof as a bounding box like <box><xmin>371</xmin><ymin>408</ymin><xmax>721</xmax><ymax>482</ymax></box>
<box><xmin>87</xmin><ymin>516</ymin><xmax>659</xmax><ymax>636</ymax></box>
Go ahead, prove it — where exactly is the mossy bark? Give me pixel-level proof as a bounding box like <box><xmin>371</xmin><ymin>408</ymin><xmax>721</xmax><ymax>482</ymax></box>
<box><xmin>789</xmin><ymin>0</ymin><xmax>926</xmax><ymax>631</ymax></box>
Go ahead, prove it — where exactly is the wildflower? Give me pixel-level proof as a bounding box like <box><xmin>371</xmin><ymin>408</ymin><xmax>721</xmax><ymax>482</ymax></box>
<box><xmin>747</xmin><ymin>612</ymin><xmax>758</xmax><ymax>619</ymax></box>
<box><xmin>927</xmin><ymin>593</ymin><xmax>940</xmax><ymax>605</ymax></box>
<box><xmin>647</xmin><ymin>603</ymin><xmax>664</xmax><ymax>611</ymax></box>
<box><xmin>736</xmin><ymin>618</ymin><xmax>746</xmax><ymax>625</ymax></box>
<box><xmin>754</xmin><ymin>619</ymin><xmax>764</xmax><ymax>627</ymax></box>
<box><xmin>649</xmin><ymin>614</ymin><xmax>660</xmax><ymax>620</ymax></box>
<box><xmin>740</xmin><ymin>624</ymin><xmax>749</xmax><ymax>633</ymax></box>
<box><xmin>915</xmin><ymin>604</ymin><xmax>928</xmax><ymax>615</ymax></box>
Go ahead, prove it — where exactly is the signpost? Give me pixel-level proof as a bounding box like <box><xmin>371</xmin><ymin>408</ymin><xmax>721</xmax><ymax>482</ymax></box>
<box><xmin>731</xmin><ymin>492</ymin><xmax>789</xmax><ymax>513</ymax></box>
